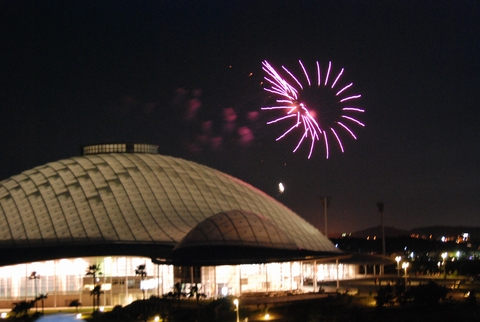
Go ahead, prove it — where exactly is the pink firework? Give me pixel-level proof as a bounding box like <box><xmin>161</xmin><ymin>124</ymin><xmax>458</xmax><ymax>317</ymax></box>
<box><xmin>262</xmin><ymin>60</ymin><xmax>365</xmax><ymax>159</ymax></box>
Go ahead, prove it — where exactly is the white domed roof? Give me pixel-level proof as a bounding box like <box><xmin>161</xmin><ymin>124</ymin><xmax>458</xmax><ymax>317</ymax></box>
<box><xmin>175</xmin><ymin>210</ymin><xmax>298</xmax><ymax>250</ymax></box>
<box><xmin>0</xmin><ymin>145</ymin><xmax>339</xmax><ymax>264</ymax></box>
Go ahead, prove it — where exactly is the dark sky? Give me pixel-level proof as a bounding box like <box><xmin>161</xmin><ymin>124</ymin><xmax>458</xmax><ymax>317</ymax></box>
<box><xmin>1</xmin><ymin>0</ymin><xmax>479</xmax><ymax>235</ymax></box>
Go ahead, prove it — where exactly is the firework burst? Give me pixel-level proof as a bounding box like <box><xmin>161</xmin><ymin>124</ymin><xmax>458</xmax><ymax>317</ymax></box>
<box><xmin>261</xmin><ymin>60</ymin><xmax>365</xmax><ymax>159</ymax></box>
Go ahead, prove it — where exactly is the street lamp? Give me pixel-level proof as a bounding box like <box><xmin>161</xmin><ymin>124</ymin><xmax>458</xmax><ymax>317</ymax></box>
<box><xmin>233</xmin><ymin>299</ymin><xmax>239</xmax><ymax>322</ymax></box>
<box><xmin>395</xmin><ymin>256</ymin><xmax>401</xmax><ymax>276</ymax></box>
<box><xmin>402</xmin><ymin>262</ymin><xmax>409</xmax><ymax>285</ymax></box>
<box><xmin>29</xmin><ymin>272</ymin><xmax>40</xmax><ymax>313</ymax></box>
<box><xmin>441</xmin><ymin>252</ymin><xmax>447</xmax><ymax>278</ymax></box>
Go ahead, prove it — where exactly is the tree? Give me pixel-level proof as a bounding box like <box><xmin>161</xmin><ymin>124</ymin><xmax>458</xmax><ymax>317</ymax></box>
<box><xmin>375</xmin><ymin>284</ymin><xmax>394</xmax><ymax>307</ymax></box>
<box><xmin>69</xmin><ymin>299</ymin><xmax>82</xmax><ymax>312</ymax></box>
<box><xmin>135</xmin><ymin>264</ymin><xmax>148</xmax><ymax>300</ymax></box>
<box><xmin>36</xmin><ymin>293</ymin><xmax>48</xmax><ymax>314</ymax></box>
<box><xmin>410</xmin><ymin>281</ymin><xmax>449</xmax><ymax>306</ymax></box>
<box><xmin>173</xmin><ymin>282</ymin><xmax>184</xmax><ymax>300</ymax></box>
<box><xmin>90</xmin><ymin>285</ymin><xmax>104</xmax><ymax>311</ymax></box>
<box><xmin>86</xmin><ymin>264</ymin><xmax>102</xmax><ymax>312</ymax></box>
<box><xmin>11</xmin><ymin>300</ymin><xmax>35</xmax><ymax>317</ymax></box>
<box><xmin>188</xmin><ymin>283</ymin><xmax>206</xmax><ymax>303</ymax></box>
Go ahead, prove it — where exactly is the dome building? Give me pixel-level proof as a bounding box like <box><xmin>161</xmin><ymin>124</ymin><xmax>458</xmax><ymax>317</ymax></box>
<box><xmin>0</xmin><ymin>143</ymin><xmax>354</xmax><ymax>308</ymax></box>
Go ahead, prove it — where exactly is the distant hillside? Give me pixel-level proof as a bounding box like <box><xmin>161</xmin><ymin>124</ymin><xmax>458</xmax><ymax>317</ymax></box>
<box><xmin>348</xmin><ymin>225</ymin><xmax>480</xmax><ymax>240</ymax></box>
<box><xmin>350</xmin><ymin>226</ymin><xmax>409</xmax><ymax>238</ymax></box>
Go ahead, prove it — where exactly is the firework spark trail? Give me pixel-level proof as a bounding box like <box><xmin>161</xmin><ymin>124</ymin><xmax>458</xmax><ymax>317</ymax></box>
<box><xmin>316</xmin><ymin>61</ymin><xmax>321</xmax><ymax>87</ymax></box>
<box><xmin>331</xmin><ymin>68</ymin><xmax>344</xmax><ymax>89</ymax></box>
<box><xmin>282</xmin><ymin>66</ymin><xmax>303</xmax><ymax>90</ymax></box>
<box><xmin>342</xmin><ymin>115</ymin><xmax>365</xmax><ymax>127</ymax></box>
<box><xmin>323</xmin><ymin>131</ymin><xmax>329</xmax><ymax>159</ymax></box>
<box><xmin>299</xmin><ymin>60</ymin><xmax>311</xmax><ymax>86</ymax></box>
<box><xmin>331</xmin><ymin>127</ymin><xmax>344</xmax><ymax>153</ymax></box>
<box><xmin>340</xmin><ymin>95</ymin><xmax>362</xmax><ymax>102</ymax></box>
<box><xmin>336</xmin><ymin>83</ymin><xmax>353</xmax><ymax>96</ymax></box>
<box><xmin>325</xmin><ymin>61</ymin><xmax>332</xmax><ymax>86</ymax></box>
<box><xmin>337</xmin><ymin>122</ymin><xmax>357</xmax><ymax>139</ymax></box>
<box><xmin>261</xmin><ymin>60</ymin><xmax>364</xmax><ymax>159</ymax></box>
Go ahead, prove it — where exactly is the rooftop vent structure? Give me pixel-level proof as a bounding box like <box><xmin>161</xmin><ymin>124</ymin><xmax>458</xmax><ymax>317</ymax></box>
<box><xmin>82</xmin><ymin>143</ymin><xmax>158</xmax><ymax>155</ymax></box>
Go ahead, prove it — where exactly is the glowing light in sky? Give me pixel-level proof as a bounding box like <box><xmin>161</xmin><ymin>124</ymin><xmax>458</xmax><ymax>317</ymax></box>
<box><xmin>278</xmin><ymin>182</ymin><xmax>285</xmax><ymax>193</ymax></box>
<box><xmin>261</xmin><ymin>60</ymin><xmax>365</xmax><ymax>159</ymax></box>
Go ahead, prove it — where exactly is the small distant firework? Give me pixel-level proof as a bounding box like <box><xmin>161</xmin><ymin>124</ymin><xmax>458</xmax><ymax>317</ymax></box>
<box><xmin>261</xmin><ymin>60</ymin><xmax>365</xmax><ymax>159</ymax></box>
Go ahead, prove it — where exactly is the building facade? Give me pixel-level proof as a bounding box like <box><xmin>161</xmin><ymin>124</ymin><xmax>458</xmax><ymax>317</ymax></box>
<box><xmin>0</xmin><ymin>256</ymin><xmax>359</xmax><ymax>308</ymax></box>
<box><xmin>0</xmin><ymin>143</ymin><xmax>352</xmax><ymax>308</ymax></box>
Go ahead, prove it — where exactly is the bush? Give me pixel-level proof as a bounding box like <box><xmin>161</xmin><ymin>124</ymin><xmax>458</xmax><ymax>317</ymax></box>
<box><xmin>410</xmin><ymin>281</ymin><xmax>449</xmax><ymax>306</ymax></box>
<box><xmin>375</xmin><ymin>284</ymin><xmax>394</xmax><ymax>307</ymax></box>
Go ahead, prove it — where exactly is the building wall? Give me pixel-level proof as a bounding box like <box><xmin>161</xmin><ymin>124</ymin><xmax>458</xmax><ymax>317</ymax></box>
<box><xmin>0</xmin><ymin>256</ymin><xmax>171</xmax><ymax>309</ymax></box>
<box><xmin>0</xmin><ymin>256</ymin><xmax>358</xmax><ymax>309</ymax></box>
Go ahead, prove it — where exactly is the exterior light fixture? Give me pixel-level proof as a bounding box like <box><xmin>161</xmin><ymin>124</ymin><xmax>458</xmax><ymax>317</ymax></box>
<box><xmin>233</xmin><ymin>299</ymin><xmax>239</xmax><ymax>322</ymax></box>
<box><xmin>395</xmin><ymin>256</ymin><xmax>401</xmax><ymax>276</ymax></box>
<box><xmin>441</xmin><ymin>252</ymin><xmax>448</xmax><ymax>278</ymax></box>
<box><xmin>402</xmin><ymin>262</ymin><xmax>409</xmax><ymax>285</ymax></box>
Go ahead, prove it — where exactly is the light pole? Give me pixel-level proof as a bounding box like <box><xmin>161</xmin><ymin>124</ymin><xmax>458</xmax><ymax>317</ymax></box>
<box><xmin>402</xmin><ymin>262</ymin><xmax>409</xmax><ymax>285</ymax></box>
<box><xmin>376</xmin><ymin>202</ymin><xmax>385</xmax><ymax>256</ymax></box>
<box><xmin>233</xmin><ymin>299</ymin><xmax>239</xmax><ymax>322</ymax></box>
<box><xmin>318</xmin><ymin>196</ymin><xmax>331</xmax><ymax>238</ymax></box>
<box><xmin>395</xmin><ymin>256</ymin><xmax>401</xmax><ymax>277</ymax></box>
<box><xmin>441</xmin><ymin>252</ymin><xmax>447</xmax><ymax>279</ymax></box>
<box><xmin>29</xmin><ymin>272</ymin><xmax>40</xmax><ymax>313</ymax></box>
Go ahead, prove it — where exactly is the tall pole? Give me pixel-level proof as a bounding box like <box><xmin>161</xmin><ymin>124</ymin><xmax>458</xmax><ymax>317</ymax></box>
<box><xmin>319</xmin><ymin>196</ymin><xmax>331</xmax><ymax>238</ymax></box>
<box><xmin>395</xmin><ymin>256</ymin><xmax>401</xmax><ymax>277</ymax></box>
<box><xmin>377</xmin><ymin>202</ymin><xmax>385</xmax><ymax>256</ymax></box>
<box><xmin>336</xmin><ymin>258</ymin><xmax>339</xmax><ymax>290</ymax></box>
<box><xmin>29</xmin><ymin>272</ymin><xmax>40</xmax><ymax>313</ymax></box>
<box><xmin>402</xmin><ymin>262</ymin><xmax>409</xmax><ymax>285</ymax></box>
<box><xmin>233</xmin><ymin>299</ymin><xmax>239</xmax><ymax>322</ymax></box>
<box><xmin>324</xmin><ymin>197</ymin><xmax>328</xmax><ymax>238</ymax></box>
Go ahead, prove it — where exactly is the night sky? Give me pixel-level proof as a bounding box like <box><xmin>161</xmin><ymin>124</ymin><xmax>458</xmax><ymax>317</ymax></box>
<box><xmin>1</xmin><ymin>1</ymin><xmax>479</xmax><ymax>235</ymax></box>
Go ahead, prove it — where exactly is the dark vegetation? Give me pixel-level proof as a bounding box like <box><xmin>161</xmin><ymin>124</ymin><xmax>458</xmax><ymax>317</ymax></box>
<box><xmin>6</xmin><ymin>286</ymin><xmax>479</xmax><ymax>322</ymax></box>
<box><xmin>86</xmin><ymin>296</ymin><xmax>236</xmax><ymax>322</ymax></box>
<box><xmin>87</xmin><ymin>289</ymin><xmax>478</xmax><ymax>322</ymax></box>
<box><xmin>265</xmin><ymin>295</ymin><xmax>479</xmax><ymax>322</ymax></box>
<box><xmin>374</xmin><ymin>280</ymin><xmax>449</xmax><ymax>307</ymax></box>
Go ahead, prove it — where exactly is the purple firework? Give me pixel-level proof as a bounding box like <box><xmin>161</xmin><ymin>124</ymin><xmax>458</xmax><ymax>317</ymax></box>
<box><xmin>261</xmin><ymin>60</ymin><xmax>365</xmax><ymax>159</ymax></box>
